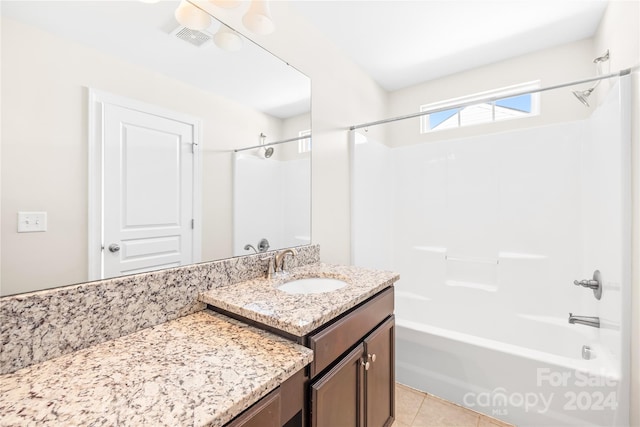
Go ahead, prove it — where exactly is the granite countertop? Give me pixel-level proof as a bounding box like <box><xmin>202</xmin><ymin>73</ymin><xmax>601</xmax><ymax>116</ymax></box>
<box><xmin>199</xmin><ymin>263</ymin><xmax>400</xmax><ymax>337</ymax></box>
<box><xmin>0</xmin><ymin>310</ymin><xmax>313</xmax><ymax>427</ymax></box>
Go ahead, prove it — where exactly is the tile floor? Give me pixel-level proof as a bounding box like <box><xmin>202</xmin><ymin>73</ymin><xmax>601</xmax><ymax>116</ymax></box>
<box><xmin>392</xmin><ymin>383</ymin><xmax>515</xmax><ymax>427</ymax></box>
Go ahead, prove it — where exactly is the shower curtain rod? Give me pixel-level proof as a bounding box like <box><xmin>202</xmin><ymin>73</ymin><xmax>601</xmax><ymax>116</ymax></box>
<box><xmin>349</xmin><ymin>68</ymin><xmax>631</xmax><ymax>131</ymax></box>
<box><xmin>234</xmin><ymin>134</ymin><xmax>311</xmax><ymax>153</ymax></box>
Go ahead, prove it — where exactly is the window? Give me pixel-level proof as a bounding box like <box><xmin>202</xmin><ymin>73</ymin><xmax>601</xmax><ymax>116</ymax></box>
<box><xmin>420</xmin><ymin>81</ymin><xmax>540</xmax><ymax>133</ymax></box>
<box><xmin>298</xmin><ymin>129</ymin><xmax>311</xmax><ymax>153</ymax></box>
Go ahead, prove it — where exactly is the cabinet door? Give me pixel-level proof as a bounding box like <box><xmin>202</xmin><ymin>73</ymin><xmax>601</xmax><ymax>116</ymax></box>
<box><xmin>226</xmin><ymin>388</ymin><xmax>280</xmax><ymax>427</ymax></box>
<box><xmin>364</xmin><ymin>316</ymin><xmax>395</xmax><ymax>427</ymax></box>
<box><xmin>308</xmin><ymin>287</ymin><xmax>394</xmax><ymax>377</ymax></box>
<box><xmin>311</xmin><ymin>344</ymin><xmax>364</xmax><ymax>427</ymax></box>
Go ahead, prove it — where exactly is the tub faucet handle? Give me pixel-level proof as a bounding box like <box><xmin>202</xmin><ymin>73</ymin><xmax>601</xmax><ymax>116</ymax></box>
<box><xmin>573</xmin><ymin>279</ymin><xmax>599</xmax><ymax>289</ymax></box>
<box><xmin>572</xmin><ymin>270</ymin><xmax>602</xmax><ymax>300</ymax></box>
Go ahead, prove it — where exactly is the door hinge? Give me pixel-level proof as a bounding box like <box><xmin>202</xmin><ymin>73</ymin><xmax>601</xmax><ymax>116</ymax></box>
<box><xmin>191</xmin><ymin>219</ymin><xmax>195</xmax><ymax>229</ymax></box>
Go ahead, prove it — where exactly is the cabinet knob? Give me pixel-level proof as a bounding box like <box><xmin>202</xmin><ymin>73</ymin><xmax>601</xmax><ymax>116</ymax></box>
<box><xmin>361</xmin><ymin>360</ymin><xmax>370</xmax><ymax>370</ymax></box>
<box><xmin>368</xmin><ymin>353</ymin><xmax>377</xmax><ymax>363</ymax></box>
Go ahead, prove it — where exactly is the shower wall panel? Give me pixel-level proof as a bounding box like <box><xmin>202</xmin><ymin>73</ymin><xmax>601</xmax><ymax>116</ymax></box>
<box><xmin>233</xmin><ymin>156</ymin><xmax>309</xmax><ymax>256</ymax></box>
<box><xmin>351</xmin><ymin>78</ymin><xmax>630</xmax><ymax>427</ymax></box>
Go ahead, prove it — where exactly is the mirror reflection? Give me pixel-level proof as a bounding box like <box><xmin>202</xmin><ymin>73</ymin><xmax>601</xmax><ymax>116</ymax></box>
<box><xmin>1</xmin><ymin>1</ymin><xmax>311</xmax><ymax>296</ymax></box>
<box><xmin>233</xmin><ymin>135</ymin><xmax>311</xmax><ymax>257</ymax></box>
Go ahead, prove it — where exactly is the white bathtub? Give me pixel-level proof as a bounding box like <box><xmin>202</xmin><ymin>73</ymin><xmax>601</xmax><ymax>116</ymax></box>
<box><xmin>395</xmin><ymin>291</ymin><xmax>626</xmax><ymax>427</ymax></box>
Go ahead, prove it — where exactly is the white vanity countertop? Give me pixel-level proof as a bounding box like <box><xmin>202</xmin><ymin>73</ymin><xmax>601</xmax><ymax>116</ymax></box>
<box><xmin>0</xmin><ymin>310</ymin><xmax>313</xmax><ymax>427</ymax></box>
<box><xmin>199</xmin><ymin>263</ymin><xmax>400</xmax><ymax>337</ymax></box>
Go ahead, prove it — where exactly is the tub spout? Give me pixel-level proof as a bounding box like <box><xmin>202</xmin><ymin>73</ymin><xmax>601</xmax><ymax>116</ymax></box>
<box><xmin>568</xmin><ymin>313</ymin><xmax>600</xmax><ymax>328</ymax></box>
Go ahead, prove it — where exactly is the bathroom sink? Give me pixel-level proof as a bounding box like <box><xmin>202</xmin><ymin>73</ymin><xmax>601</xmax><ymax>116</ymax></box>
<box><xmin>277</xmin><ymin>277</ymin><xmax>347</xmax><ymax>295</ymax></box>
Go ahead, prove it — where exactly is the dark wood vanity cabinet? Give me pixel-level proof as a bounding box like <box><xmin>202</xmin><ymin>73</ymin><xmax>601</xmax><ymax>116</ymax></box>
<box><xmin>309</xmin><ymin>288</ymin><xmax>395</xmax><ymax>427</ymax></box>
<box><xmin>225</xmin><ymin>369</ymin><xmax>306</xmax><ymax>427</ymax></box>
<box><xmin>227</xmin><ymin>388</ymin><xmax>281</xmax><ymax>427</ymax></box>
<box><xmin>215</xmin><ymin>286</ymin><xmax>395</xmax><ymax>427</ymax></box>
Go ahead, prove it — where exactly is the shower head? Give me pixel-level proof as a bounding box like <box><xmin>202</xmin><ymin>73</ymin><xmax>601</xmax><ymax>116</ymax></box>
<box><xmin>572</xmin><ymin>49</ymin><xmax>609</xmax><ymax>107</ymax></box>
<box><xmin>258</xmin><ymin>132</ymin><xmax>274</xmax><ymax>158</ymax></box>
<box><xmin>593</xmin><ymin>49</ymin><xmax>610</xmax><ymax>64</ymax></box>
<box><xmin>572</xmin><ymin>88</ymin><xmax>594</xmax><ymax>107</ymax></box>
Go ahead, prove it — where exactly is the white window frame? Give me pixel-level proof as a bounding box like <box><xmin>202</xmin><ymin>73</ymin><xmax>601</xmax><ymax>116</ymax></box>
<box><xmin>420</xmin><ymin>81</ymin><xmax>541</xmax><ymax>134</ymax></box>
<box><xmin>298</xmin><ymin>129</ymin><xmax>311</xmax><ymax>153</ymax></box>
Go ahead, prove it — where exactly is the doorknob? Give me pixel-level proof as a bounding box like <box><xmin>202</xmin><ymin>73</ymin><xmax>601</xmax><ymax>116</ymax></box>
<box><xmin>108</xmin><ymin>243</ymin><xmax>120</xmax><ymax>253</ymax></box>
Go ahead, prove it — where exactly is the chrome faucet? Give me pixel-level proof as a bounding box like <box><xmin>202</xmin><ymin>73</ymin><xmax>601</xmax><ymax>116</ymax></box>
<box><xmin>274</xmin><ymin>248</ymin><xmax>298</xmax><ymax>275</ymax></box>
<box><xmin>568</xmin><ymin>313</ymin><xmax>600</xmax><ymax>328</ymax></box>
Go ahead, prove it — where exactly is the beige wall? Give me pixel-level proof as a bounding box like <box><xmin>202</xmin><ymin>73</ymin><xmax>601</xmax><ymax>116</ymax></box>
<box><xmin>0</xmin><ymin>15</ymin><xmax>4</xmax><ymax>293</ymax></box>
<box><xmin>387</xmin><ymin>39</ymin><xmax>595</xmax><ymax>147</ymax></box>
<box><xmin>594</xmin><ymin>1</ymin><xmax>640</xmax><ymax>425</ymax></box>
<box><xmin>0</xmin><ymin>17</ymin><xmax>288</xmax><ymax>295</ymax></box>
<box><xmin>279</xmin><ymin>112</ymin><xmax>311</xmax><ymax>160</ymax></box>
<box><xmin>219</xmin><ymin>3</ymin><xmax>389</xmax><ymax>265</ymax></box>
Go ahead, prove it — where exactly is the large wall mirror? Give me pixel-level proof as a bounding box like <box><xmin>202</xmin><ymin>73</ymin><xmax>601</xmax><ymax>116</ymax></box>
<box><xmin>1</xmin><ymin>1</ymin><xmax>311</xmax><ymax>296</ymax></box>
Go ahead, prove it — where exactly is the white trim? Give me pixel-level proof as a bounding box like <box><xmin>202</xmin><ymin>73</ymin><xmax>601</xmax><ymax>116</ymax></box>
<box><xmin>232</xmin><ymin>150</ymin><xmax>238</xmax><ymax>256</ymax></box>
<box><xmin>87</xmin><ymin>88</ymin><xmax>103</xmax><ymax>281</ymax></box>
<box><xmin>348</xmin><ymin>129</ymin><xmax>357</xmax><ymax>265</ymax></box>
<box><xmin>618</xmin><ymin>74</ymin><xmax>632</xmax><ymax>427</ymax></box>
<box><xmin>87</xmin><ymin>88</ymin><xmax>202</xmax><ymax>280</ymax></box>
<box><xmin>298</xmin><ymin>129</ymin><xmax>311</xmax><ymax>153</ymax></box>
<box><xmin>192</xmin><ymin>118</ymin><xmax>203</xmax><ymax>264</ymax></box>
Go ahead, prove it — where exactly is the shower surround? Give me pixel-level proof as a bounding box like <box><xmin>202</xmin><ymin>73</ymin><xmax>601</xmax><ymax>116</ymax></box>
<box><xmin>351</xmin><ymin>77</ymin><xmax>631</xmax><ymax>426</ymax></box>
<box><xmin>233</xmin><ymin>149</ymin><xmax>310</xmax><ymax>256</ymax></box>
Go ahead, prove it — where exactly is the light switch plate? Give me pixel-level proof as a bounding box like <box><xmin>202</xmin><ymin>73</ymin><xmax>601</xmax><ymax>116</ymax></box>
<box><xmin>17</xmin><ymin>211</ymin><xmax>47</xmax><ymax>232</ymax></box>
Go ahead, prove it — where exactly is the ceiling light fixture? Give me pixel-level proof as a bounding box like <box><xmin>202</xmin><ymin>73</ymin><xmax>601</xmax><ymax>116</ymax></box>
<box><xmin>175</xmin><ymin>0</ymin><xmax>212</xmax><ymax>31</ymax></box>
<box><xmin>242</xmin><ymin>0</ymin><xmax>275</xmax><ymax>35</ymax></box>
<box><xmin>214</xmin><ymin>25</ymin><xmax>243</xmax><ymax>51</ymax></box>
<box><xmin>173</xmin><ymin>0</ymin><xmax>276</xmax><ymax>53</ymax></box>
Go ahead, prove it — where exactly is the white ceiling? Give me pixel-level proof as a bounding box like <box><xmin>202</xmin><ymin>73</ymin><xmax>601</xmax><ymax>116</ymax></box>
<box><xmin>2</xmin><ymin>0</ymin><xmax>609</xmax><ymax>112</ymax></box>
<box><xmin>292</xmin><ymin>0</ymin><xmax>609</xmax><ymax>91</ymax></box>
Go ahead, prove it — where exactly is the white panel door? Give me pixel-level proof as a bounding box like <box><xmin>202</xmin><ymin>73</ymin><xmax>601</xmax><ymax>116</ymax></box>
<box><xmin>102</xmin><ymin>103</ymin><xmax>195</xmax><ymax>278</ymax></box>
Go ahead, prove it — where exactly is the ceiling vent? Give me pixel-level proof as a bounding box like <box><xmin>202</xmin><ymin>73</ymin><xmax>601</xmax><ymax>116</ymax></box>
<box><xmin>171</xmin><ymin>26</ymin><xmax>212</xmax><ymax>48</ymax></box>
